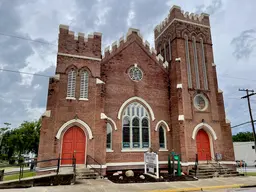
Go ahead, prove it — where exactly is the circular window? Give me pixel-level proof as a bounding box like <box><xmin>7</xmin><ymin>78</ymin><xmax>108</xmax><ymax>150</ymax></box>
<box><xmin>194</xmin><ymin>94</ymin><xmax>208</xmax><ymax>111</ymax></box>
<box><xmin>129</xmin><ymin>66</ymin><xmax>143</xmax><ymax>81</ymax></box>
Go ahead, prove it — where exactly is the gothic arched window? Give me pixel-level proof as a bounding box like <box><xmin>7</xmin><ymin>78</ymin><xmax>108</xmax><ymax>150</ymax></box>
<box><xmin>67</xmin><ymin>69</ymin><xmax>76</xmax><ymax>98</ymax></box>
<box><xmin>122</xmin><ymin>102</ymin><xmax>150</xmax><ymax>149</ymax></box>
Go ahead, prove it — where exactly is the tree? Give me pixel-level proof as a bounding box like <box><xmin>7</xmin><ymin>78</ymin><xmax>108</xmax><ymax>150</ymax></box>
<box><xmin>0</xmin><ymin>119</ymin><xmax>41</xmax><ymax>161</ymax></box>
<box><xmin>232</xmin><ymin>132</ymin><xmax>254</xmax><ymax>142</ymax></box>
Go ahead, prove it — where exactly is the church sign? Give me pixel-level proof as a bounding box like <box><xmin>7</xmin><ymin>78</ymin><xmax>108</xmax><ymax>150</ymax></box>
<box><xmin>144</xmin><ymin>152</ymin><xmax>159</xmax><ymax>178</ymax></box>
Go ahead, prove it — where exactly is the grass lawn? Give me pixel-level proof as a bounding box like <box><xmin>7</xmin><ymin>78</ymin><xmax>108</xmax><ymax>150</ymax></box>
<box><xmin>3</xmin><ymin>172</ymin><xmax>36</xmax><ymax>181</ymax></box>
<box><xmin>246</xmin><ymin>172</ymin><xmax>256</xmax><ymax>176</ymax></box>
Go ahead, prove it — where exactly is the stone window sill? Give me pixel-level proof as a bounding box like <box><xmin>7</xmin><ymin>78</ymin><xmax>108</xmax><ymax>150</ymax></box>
<box><xmin>79</xmin><ymin>98</ymin><xmax>88</xmax><ymax>101</ymax></box>
<box><xmin>106</xmin><ymin>149</ymin><xmax>114</xmax><ymax>152</ymax></box>
<box><xmin>159</xmin><ymin>149</ymin><xmax>168</xmax><ymax>152</ymax></box>
<box><xmin>66</xmin><ymin>97</ymin><xmax>76</xmax><ymax>100</ymax></box>
<box><xmin>121</xmin><ymin>149</ymin><xmax>148</xmax><ymax>152</ymax></box>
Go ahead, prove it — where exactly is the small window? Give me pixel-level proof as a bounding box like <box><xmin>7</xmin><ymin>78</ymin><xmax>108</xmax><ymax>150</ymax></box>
<box><xmin>159</xmin><ymin>126</ymin><xmax>166</xmax><ymax>149</ymax></box>
<box><xmin>129</xmin><ymin>66</ymin><xmax>143</xmax><ymax>81</ymax></box>
<box><xmin>80</xmin><ymin>70</ymin><xmax>89</xmax><ymax>99</ymax></box>
<box><xmin>67</xmin><ymin>69</ymin><xmax>76</xmax><ymax>98</ymax></box>
<box><xmin>252</xmin><ymin>146</ymin><xmax>255</xmax><ymax>149</ymax></box>
<box><xmin>106</xmin><ymin>123</ymin><xmax>112</xmax><ymax>149</ymax></box>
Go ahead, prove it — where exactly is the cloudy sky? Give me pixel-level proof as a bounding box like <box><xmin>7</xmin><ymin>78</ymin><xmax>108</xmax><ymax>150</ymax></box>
<box><xmin>0</xmin><ymin>0</ymin><xmax>255</xmax><ymax>134</ymax></box>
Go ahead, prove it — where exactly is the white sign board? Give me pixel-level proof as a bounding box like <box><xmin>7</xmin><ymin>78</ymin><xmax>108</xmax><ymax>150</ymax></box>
<box><xmin>144</xmin><ymin>152</ymin><xmax>159</xmax><ymax>178</ymax></box>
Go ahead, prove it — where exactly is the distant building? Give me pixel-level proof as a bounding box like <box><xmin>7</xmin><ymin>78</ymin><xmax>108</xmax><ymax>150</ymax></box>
<box><xmin>38</xmin><ymin>5</ymin><xmax>235</xmax><ymax>174</ymax></box>
<box><xmin>233</xmin><ymin>142</ymin><xmax>256</xmax><ymax>166</ymax></box>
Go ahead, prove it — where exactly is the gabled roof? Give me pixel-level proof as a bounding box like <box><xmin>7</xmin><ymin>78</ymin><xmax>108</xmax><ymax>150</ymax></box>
<box><xmin>102</xmin><ymin>28</ymin><xmax>169</xmax><ymax>70</ymax></box>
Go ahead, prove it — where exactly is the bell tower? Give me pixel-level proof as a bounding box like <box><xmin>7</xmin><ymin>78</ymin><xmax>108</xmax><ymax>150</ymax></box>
<box><xmin>154</xmin><ymin>5</ymin><xmax>234</xmax><ymax>164</ymax></box>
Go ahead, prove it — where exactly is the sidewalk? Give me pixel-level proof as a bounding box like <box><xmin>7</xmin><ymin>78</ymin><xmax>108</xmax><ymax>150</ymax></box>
<box><xmin>0</xmin><ymin>176</ymin><xmax>256</xmax><ymax>192</ymax></box>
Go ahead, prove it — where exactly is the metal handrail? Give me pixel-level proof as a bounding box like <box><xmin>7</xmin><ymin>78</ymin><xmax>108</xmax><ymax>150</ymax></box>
<box><xmin>86</xmin><ymin>155</ymin><xmax>102</xmax><ymax>177</ymax></box>
<box><xmin>206</xmin><ymin>155</ymin><xmax>223</xmax><ymax>174</ymax></box>
<box><xmin>1</xmin><ymin>156</ymin><xmax>76</xmax><ymax>181</ymax></box>
<box><xmin>194</xmin><ymin>153</ymin><xmax>198</xmax><ymax>177</ymax></box>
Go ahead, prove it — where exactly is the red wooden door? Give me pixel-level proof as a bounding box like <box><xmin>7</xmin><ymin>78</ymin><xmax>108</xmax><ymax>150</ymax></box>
<box><xmin>61</xmin><ymin>126</ymin><xmax>86</xmax><ymax>164</ymax></box>
<box><xmin>196</xmin><ymin>129</ymin><xmax>211</xmax><ymax>161</ymax></box>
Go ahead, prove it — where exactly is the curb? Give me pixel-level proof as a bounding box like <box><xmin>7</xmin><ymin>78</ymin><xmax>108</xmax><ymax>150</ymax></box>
<box><xmin>148</xmin><ymin>184</ymin><xmax>245</xmax><ymax>192</ymax></box>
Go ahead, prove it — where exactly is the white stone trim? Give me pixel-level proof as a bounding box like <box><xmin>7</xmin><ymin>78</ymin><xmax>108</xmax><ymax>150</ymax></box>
<box><xmin>226</xmin><ymin>119</ymin><xmax>231</xmax><ymax>124</ymax></box>
<box><xmin>177</xmin><ymin>84</ymin><xmax>182</xmax><ymax>89</ymax></box>
<box><xmin>56</xmin><ymin>119</ymin><xmax>93</xmax><ymax>140</ymax></box>
<box><xmin>58</xmin><ymin>52</ymin><xmax>101</xmax><ymax>61</ymax></box>
<box><xmin>117</xmin><ymin>96</ymin><xmax>155</xmax><ymax>121</ymax></box>
<box><xmin>106</xmin><ymin>161</ymin><xmax>168</xmax><ymax>166</ymax></box>
<box><xmin>96</xmin><ymin>78</ymin><xmax>105</xmax><ymax>84</ymax></box>
<box><xmin>79</xmin><ymin>98</ymin><xmax>88</xmax><ymax>101</ymax></box>
<box><xmin>87</xmin><ymin>161</ymin><xmax>236</xmax><ymax>168</ymax></box>
<box><xmin>159</xmin><ymin>149</ymin><xmax>169</xmax><ymax>152</ymax></box>
<box><xmin>212</xmin><ymin>63</ymin><xmax>216</xmax><ymax>67</ymax></box>
<box><xmin>192</xmin><ymin>122</ymin><xmax>217</xmax><ymax>140</ymax></box>
<box><xmin>86</xmin><ymin>164</ymin><xmax>107</xmax><ymax>169</ymax></box>
<box><xmin>219</xmin><ymin>161</ymin><xmax>236</xmax><ymax>165</ymax></box>
<box><xmin>53</xmin><ymin>74</ymin><xmax>60</xmax><ymax>80</ymax></box>
<box><xmin>106</xmin><ymin>149</ymin><xmax>114</xmax><ymax>152</ymax></box>
<box><xmin>178</xmin><ymin>115</ymin><xmax>184</xmax><ymax>121</ymax></box>
<box><xmin>66</xmin><ymin>97</ymin><xmax>76</xmax><ymax>100</ymax></box>
<box><xmin>121</xmin><ymin>149</ymin><xmax>148</xmax><ymax>152</ymax></box>
<box><xmin>100</xmin><ymin>113</ymin><xmax>117</xmax><ymax>130</ymax></box>
<box><xmin>175</xmin><ymin>57</ymin><xmax>181</xmax><ymax>62</ymax></box>
<box><xmin>155</xmin><ymin>18</ymin><xmax>210</xmax><ymax>41</ymax></box>
<box><xmin>42</xmin><ymin>110</ymin><xmax>51</xmax><ymax>118</ymax></box>
<box><xmin>155</xmin><ymin>120</ymin><xmax>170</xmax><ymax>131</ymax></box>
<box><xmin>218</xmin><ymin>88</ymin><xmax>223</xmax><ymax>93</ymax></box>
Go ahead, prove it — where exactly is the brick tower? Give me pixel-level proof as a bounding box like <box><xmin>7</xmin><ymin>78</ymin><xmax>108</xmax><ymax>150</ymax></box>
<box><xmin>154</xmin><ymin>6</ymin><xmax>235</xmax><ymax>165</ymax></box>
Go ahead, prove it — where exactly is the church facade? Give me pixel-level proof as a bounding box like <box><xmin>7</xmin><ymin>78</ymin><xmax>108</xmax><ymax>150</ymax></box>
<box><xmin>38</xmin><ymin>5</ymin><xmax>235</xmax><ymax>173</ymax></box>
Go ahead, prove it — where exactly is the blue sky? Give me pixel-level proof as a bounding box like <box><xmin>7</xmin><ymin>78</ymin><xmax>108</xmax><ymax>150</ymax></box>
<box><xmin>0</xmin><ymin>0</ymin><xmax>255</xmax><ymax>134</ymax></box>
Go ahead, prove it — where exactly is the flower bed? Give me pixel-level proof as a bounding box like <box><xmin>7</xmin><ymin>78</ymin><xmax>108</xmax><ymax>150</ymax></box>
<box><xmin>107</xmin><ymin>171</ymin><xmax>197</xmax><ymax>184</ymax></box>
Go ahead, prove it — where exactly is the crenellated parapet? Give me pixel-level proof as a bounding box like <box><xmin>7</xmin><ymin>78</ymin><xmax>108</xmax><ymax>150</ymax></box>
<box><xmin>58</xmin><ymin>24</ymin><xmax>102</xmax><ymax>59</ymax></box>
<box><xmin>102</xmin><ymin>28</ymin><xmax>168</xmax><ymax>69</ymax></box>
<box><xmin>154</xmin><ymin>5</ymin><xmax>210</xmax><ymax>39</ymax></box>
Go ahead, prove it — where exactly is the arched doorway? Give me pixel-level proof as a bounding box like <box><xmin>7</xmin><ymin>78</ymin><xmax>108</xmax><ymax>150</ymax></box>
<box><xmin>61</xmin><ymin>126</ymin><xmax>86</xmax><ymax>164</ymax></box>
<box><xmin>196</xmin><ymin>129</ymin><xmax>211</xmax><ymax>161</ymax></box>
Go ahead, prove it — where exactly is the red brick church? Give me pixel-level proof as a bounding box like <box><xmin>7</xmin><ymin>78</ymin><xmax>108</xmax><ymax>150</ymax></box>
<box><xmin>38</xmin><ymin>5</ymin><xmax>235</xmax><ymax>173</ymax></box>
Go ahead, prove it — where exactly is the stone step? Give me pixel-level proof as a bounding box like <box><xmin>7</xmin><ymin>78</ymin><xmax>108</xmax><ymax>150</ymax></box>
<box><xmin>76</xmin><ymin>168</ymin><xmax>94</xmax><ymax>173</ymax></box>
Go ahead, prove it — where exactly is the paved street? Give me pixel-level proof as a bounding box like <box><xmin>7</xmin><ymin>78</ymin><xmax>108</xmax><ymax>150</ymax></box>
<box><xmin>1</xmin><ymin>176</ymin><xmax>256</xmax><ymax>192</ymax></box>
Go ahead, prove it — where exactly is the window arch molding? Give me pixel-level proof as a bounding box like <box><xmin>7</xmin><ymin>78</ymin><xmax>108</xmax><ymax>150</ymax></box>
<box><xmin>155</xmin><ymin>120</ymin><xmax>170</xmax><ymax>132</ymax></box>
<box><xmin>117</xmin><ymin>96</ymin><xmax>155</xmax><ymax>121</ymax></box>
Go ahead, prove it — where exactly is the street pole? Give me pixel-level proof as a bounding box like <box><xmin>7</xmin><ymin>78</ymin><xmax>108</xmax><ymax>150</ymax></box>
<box><xmin>239</xmin><ymin>89</ymin><xmax>256</xmax><ymax>153</ymax></box>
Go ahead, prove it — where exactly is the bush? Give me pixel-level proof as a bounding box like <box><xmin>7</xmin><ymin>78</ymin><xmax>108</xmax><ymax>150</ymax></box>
<box><xmin>0</xmin><ymin>154</ymin><xmax>7</xmax><ymax>160</ymax></box>
<box><xmin>9</xmin><ymin>158</ymin><xmax>16</xmax><ymax>165</ymax></box>
<box><xmin>18</xmin><ymin>157</ymin><xmax>24</xmax><ymax>164</ymax></box>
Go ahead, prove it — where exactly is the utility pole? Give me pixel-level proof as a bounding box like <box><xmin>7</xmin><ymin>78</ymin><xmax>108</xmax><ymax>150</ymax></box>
<box><xmin>239</xmin><ymin>89</ymin><xmax>256</xmax><ymax>153</ymax></box>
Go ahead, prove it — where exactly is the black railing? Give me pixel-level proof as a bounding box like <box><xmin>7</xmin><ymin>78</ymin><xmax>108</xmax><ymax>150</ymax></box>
<box><xmin>0</xmin><ymin>156</ymin><xmax>76</xmax><ymax>182</ymax></box>
<box><xmin>206</xmin><ymin>155</ymin><xmax>222</xmax><ymax>174</ymax></box>
<box><xmin>194</xmin><ymin>153</ymin><xmax>198</xmax><ymax>177</ymax></box>
<box><xmin>86</xmin><ymin>155</ymin><xmax>102</xmax><ymax>177</ymax></box>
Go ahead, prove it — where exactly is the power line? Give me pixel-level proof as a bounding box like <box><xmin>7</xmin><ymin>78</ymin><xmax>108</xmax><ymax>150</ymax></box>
<box><xmin>231</xmin><ymin>120</ymin><xmax>256</xmax><ymax>129</ymax></box>
<box><xmin>0</xmin><ymin>32</ymin><xmax>57</xmax><ymax>46</ymax></box>
<box><xmin>0</xmin><ymin>68</ymin><xmax>52</xmax><ymax>78</ymax></box>
<box><xmin>219</xmin><ymin>75</ymin><xmax>256</xmax><ymax>82</ymax></box>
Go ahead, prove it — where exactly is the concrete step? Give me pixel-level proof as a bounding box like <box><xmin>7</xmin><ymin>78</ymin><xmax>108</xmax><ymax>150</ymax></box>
<box><xmin>76</xmin><ymin>168</ymin><xmax>94</xmax><ymax>173</ymax></box>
